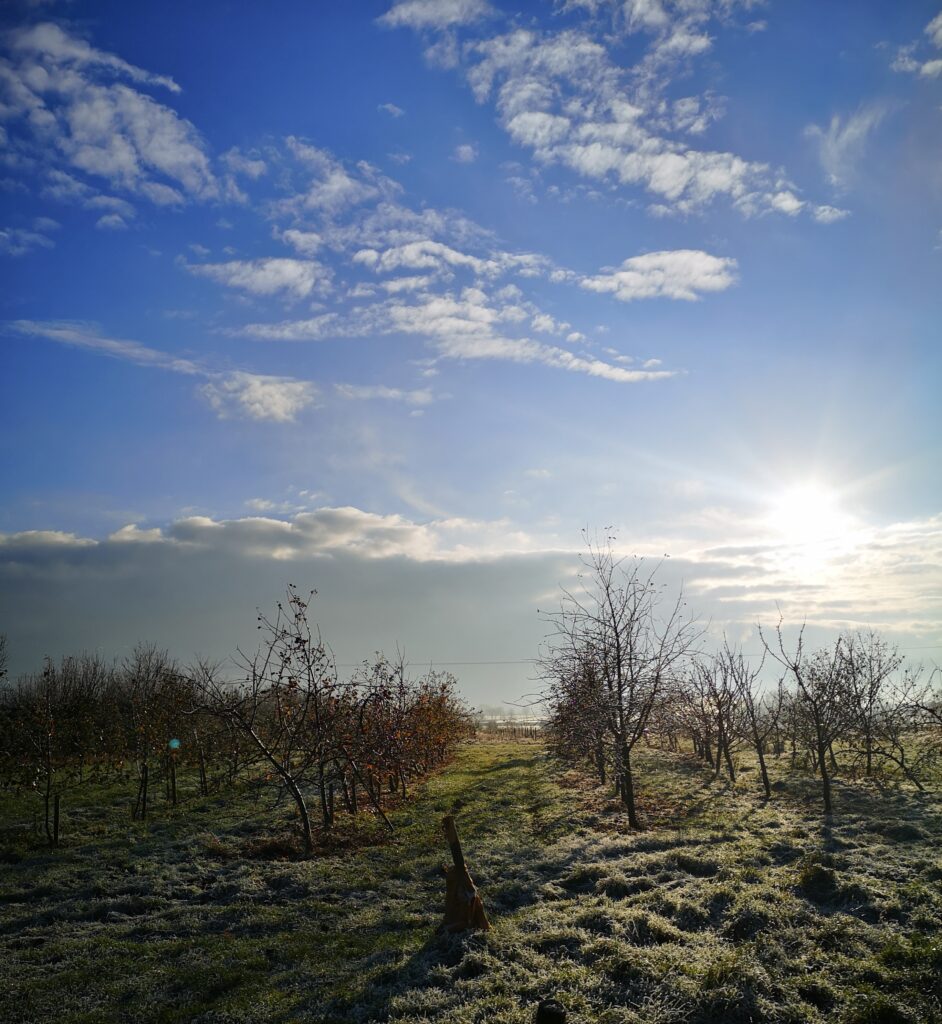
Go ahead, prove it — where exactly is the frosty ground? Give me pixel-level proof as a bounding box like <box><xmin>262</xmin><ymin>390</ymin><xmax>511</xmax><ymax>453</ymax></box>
<box><xmin>1</xmin><ymin>738</ymin><xmax>940</xmax><ymax>1024</ymax></box>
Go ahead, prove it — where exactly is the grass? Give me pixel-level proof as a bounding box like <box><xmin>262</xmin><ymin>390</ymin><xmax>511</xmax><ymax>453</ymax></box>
<box><xmin>0</xmin><ymin>739</ymin><xmax>940</xmax><ymax>1023</ymax></box>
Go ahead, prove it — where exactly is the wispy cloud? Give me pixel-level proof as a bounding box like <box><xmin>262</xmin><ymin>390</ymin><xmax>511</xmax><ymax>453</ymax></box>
<box><xmin>9</xmin><ymin>22</ymin><xmax>181</xmax><ymax>93</ymax></box>
<box><xmin>277</xmin><ymin>137</ymin><xmax>396</xmax><ymax>215</ymax></box>
<box><xmin>377</xmin><ymin>5</ymin><xmax>834</xmax><ymax>220</ymax></box>
<box><xmin>6</xmin><ymin>320</ymin><xmax>317</xmax><ymax>422</ymax></box>
<box><xmin>0</xmin><ymin>226</ymin><xmax>55</xmax><ymax>255</ymax></box>
<box><xmin>1</xmin><ymin>23</ymin><xmax>220</xmax><ymax>205</ymax></box>
<box><xmin>335</xmin><ymin>383</ymin><xmax>435</xmax><ymax>406</ymax></box>
<box><xmin>804</xmin><ymin>102</ymin><xmax>893</xmax><ymax>189</ymax></box>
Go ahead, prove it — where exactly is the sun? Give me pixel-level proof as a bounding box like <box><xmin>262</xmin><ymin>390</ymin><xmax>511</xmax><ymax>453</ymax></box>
<box><xmin>765</xmin><ymin>482</ymin><xmax>853</xmax><ymax>550</ymax></box>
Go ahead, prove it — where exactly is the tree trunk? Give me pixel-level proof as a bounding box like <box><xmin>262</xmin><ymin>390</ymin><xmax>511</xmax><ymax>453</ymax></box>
<box><xmin>43</xmin><ymin>776</ymin><xmax>53</xmax><ymax>846</ymax></box>
<box><xmin>245</xmin><ymin>725</ymin><xmax>313</xmax><ymax>854</ymax></box>
<box><xmin>621</xmin><ymin>744</ymin><xmax>640</xmax><ymax>829</ymax></box>
<box><xmin>595</xmin><ymin>740</ymin><xmax>606</xmax><ymax>785</ymax></box>
<box><xmin>318</xmin><ymin>762</ymin><xmax>330</xmax><ymax>830</ymax></box>
<box><xmin>752</xmin><ymin>723</ymin><xmax>771</xmax><ymax>799</ymax></box>
<box><xmin>722</xmin><ymin>734</ymin><xmax>736</xmax><ymax>782</ymax></box>
<box><xmin>133</xmin><ymin>762</ymin><xmax>149</xmax><ymax>821</ymax></box>
<box><xmin>194</xmin><ymin>729</ymin><xmax>208</xmax><ymax>796</ymax></box>
<box><xmin>817</xmin><ymin>739</ymin><xmax>832</xmax><ymax>815</ymax></box>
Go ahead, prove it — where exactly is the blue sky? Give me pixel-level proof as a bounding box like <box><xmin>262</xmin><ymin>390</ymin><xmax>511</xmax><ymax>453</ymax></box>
<box><xmin>1</xmin><ymin>0</ymin><xmax>940</xmax><ymax>700</ymax></box>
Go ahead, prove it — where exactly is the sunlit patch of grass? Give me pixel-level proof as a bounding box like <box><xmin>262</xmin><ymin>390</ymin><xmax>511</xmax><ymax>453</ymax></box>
<box><xmin>1</xmin><ymin>739</ymin><xmax>940</xmax><ymax>1022</ymax></box>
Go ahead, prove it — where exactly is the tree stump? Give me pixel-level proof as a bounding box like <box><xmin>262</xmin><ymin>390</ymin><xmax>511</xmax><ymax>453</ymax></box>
<box><xmin>438</xmin><ymin>814</ymin><xmax>490</xmax><ymax>933</ymax></box>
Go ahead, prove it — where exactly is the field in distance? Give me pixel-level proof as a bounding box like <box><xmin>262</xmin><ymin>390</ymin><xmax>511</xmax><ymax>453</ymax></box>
<box><xmin>1</xmin><ymin>737</ymin><xmax>940</xmax><ymax>1024</ymax></box>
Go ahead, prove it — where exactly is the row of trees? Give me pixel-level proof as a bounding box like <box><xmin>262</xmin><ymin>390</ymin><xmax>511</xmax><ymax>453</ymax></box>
<box><xmin>543</xmin><ymin>539</ymin><xmax>941</xmax><ymax>824</ymax></box>
<box><xmin>0</xmin><ymin>588</ymin><xmax>473</xmax><ymax>852</ymax></box>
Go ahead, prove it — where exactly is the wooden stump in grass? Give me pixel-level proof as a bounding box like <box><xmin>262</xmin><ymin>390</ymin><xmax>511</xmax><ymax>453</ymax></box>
<box><xmin>438</xmin><ymin>815</ymin><xmax>490</xmax><ymax>933</ymax></box>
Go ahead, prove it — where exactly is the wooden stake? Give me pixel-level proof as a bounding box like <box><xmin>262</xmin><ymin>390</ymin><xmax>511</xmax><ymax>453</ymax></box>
<box><xmin>438</xmin><ymin>815</ymin><xmax>489</xmax><ymax>933</ymax></box>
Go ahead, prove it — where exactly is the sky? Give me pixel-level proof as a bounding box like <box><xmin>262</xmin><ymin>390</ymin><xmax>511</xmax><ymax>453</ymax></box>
<box><xmin>1</xmin><ymin>0</ymin><xmax>940</xmax><ymax>703</ymax></box>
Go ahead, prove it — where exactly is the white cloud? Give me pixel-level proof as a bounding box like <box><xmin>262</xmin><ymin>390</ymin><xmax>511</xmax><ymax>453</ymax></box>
<box><xmin>222</xmin><ymin>147</ymin><xmax>267</xmax><ymax>179</ymax></box>
<box><xmin>85</xmin><ymin>194</ymin><xmax>136</xmax><ymax>218</ymax></box>
<box><xmin>186</xmin><ymin>257</ymin><xmax>328</xmax><ymax>299</ymax></box>
<box><xmin>354</xmin><ymin>238</ymin><xmax>496</xmax><ymax>277</ymax></box>
<box><xmin>232</xmin><ymin>313</ymin><xmax>346</xmax><ymax>342</ymax></box>
<box><xmin>379</xmin><ymin>0</ymin><xmax>493</xmax><ymax>30</ymax></box>
<box><xmin>280</xmin><ymin>137</ymin><xmax>393</xmax><ymax>215</ymax></box>
<box><xmin>1</xmin><ymin>507</ymin><xmax>547</xmax><ymax>566</ymax></box>
<box><xmin>928</xmin><ymin>12</ymin><xmax>942</xmax><ymax>48</ymax></box>
<box><xmin>201</xmin><ymin>372</ymin><xmax>316</xmax><ymax>422</ymax></box>
<box><xmin>892</xmin><ymin>11</ymin><xmax>942</xmax><ymax>77</ymax></box>
<box><xmin>383</xmin><ymin>287</ymin><xmax>676</xmax><ymax>382</ymax></box>
<box><xmin>3</xmin><ymin>509</ymin><xmax>938</xmax><ymax>689</ymax></box>
<box><xmin>378</xmin><ymin>102</ymin><xmax>405</xmax><ymax>117</ymax></box>
<box><xmin>531</xmin><ymin>312</ymin><xmax>570</xmax><ymax>334</ymax></box>
<box><xmin>812</xmin><ymin>204</ymin><xmax>850</xmax><ymax>225</ymax></box>
<box><xmin>580</xmin><ymin>249</ymin><xmax>737</xmax><ymax>302</ymax></box>
<box><xmin>95</xmin><ymin>212</ymin><xmax>127</xmax><ymax>230</ymax></box>
<box><xmin>452</xmin><ymin>142</ymin><xmax>478</xmax><ymax>163</ymax></box>
<box><xmin>381</xmin><ymin>275</ymin><xmax>435</xmax><ymax>293</ymax></box>
<box><xmin>108</xmin><ymin>524</ymin><xmax>164</xmax><ymax>544</ymax></box>
<box><xmin>278</xmin><ymin>228</ymin><xmax>323</xmax><ymax>256</ymax></box>
<box><xmin>41</xmin><ymin>169</ymin><xmax>92</xmax><ymax>202</ymax></box>
<box><xmin>768</xmin><ymin>190</ymin><xmax>804</xmax><ymax>216</ymax></box>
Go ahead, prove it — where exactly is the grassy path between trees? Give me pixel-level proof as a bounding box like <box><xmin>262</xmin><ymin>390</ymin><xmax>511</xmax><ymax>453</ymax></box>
<box><xmin>1</xmin><ymin>739</ymin><xmax>941</xmax><ymax>1023</ymax></box>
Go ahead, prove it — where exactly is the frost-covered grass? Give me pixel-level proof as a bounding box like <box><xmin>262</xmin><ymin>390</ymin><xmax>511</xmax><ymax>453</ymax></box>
<box><xmin>1</xmin><ymin>741</ymin><xmax>940</xmax><ymax>1023</ymax></box>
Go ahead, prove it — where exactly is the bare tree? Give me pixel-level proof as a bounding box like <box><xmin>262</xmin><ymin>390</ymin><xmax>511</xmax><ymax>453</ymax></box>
<box><xmin>192</xmin><ymin>587</ymin><xmax>341</xmax><ymax>855</ymax></box>
<box><xmin>543</xmin><ymin>536</ymin><xmax>699</xmax><ymax>828</ymax></box>
<box><xmin>7</xmin><ymin>653</ymin><xmax>114</xmax><ymax>844</ymax></box>
<box><xmin>760</xmin><ymin>621</ymin><xmax>849</xmax><ymax>815</ymax></box>
<box><xmin>725</xmin><ymin>644</ymin><xmax>782</xmax><ymax>800</ymax></box>
<box><xmin>840</xmin><ymin>631</ymin><xmax>903</xmax><ymax>778</ymax></box>
<box><xmin>119</xmin><ymin>645</ymin><xmax>182</xmax><ymax>821</ymax></box>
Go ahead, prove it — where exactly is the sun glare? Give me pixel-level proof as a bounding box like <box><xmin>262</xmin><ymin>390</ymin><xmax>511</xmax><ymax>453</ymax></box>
<box><xmin>766</xmin><ymin>482</ymin><xmax>854</xmax><ymax>550</ymax></box>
